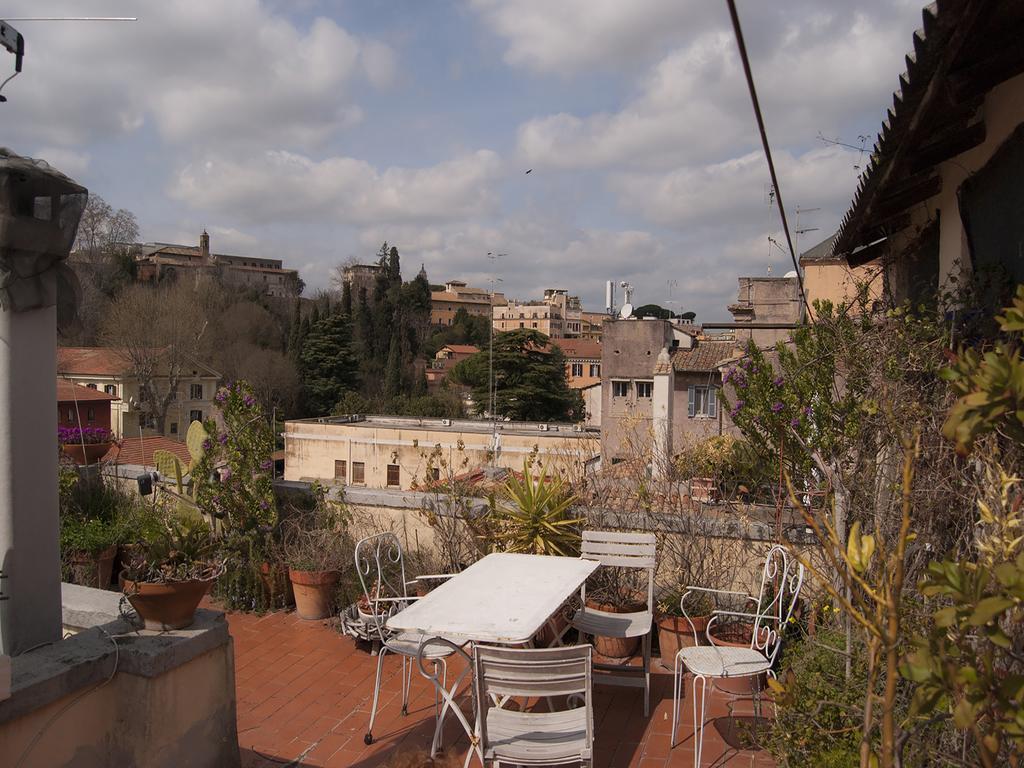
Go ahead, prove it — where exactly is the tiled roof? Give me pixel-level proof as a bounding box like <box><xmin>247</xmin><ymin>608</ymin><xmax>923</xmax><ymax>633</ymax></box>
<box><xmin>671</xmin><ymin>341</ymin><xmax>738</xmax><ymax>373</ymax></box>
<box><xmin>555</xmin><ymin>339</ymin><xmax>602</xmax><ymax>360</ymax></box>
<box><xmin>442</xmin><ymin>344</ymin><xmax>480</xmax><ymax>355</ymax></box>
<box><xmin>798</xmin><ymin>232</ymin><xmax>839</xmax><ymax>264</ymax></box>
<box><xmin>102</xmin><ymin>435</ymin><xmax>192</xmax><ymax>467</ymax></box>
<box><xmin>57</xmin><ymin>379</ymin><xmax>119</xmax><ymax>402</ymax></box>
<box><xmin>57</xmin><ymin>347</ymin><xmax>131</xmax><ymax>376</ymax></box>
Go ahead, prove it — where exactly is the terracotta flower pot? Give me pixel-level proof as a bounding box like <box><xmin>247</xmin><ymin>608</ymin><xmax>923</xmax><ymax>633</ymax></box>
<box><xmin>707</xmin><ymin>620</ymin><xmax>770</xmax><ymax>694</ymax></box>
<box><xmin>69</xmin><ymin>544</ymin><xmax>118</xmax><ymax>589</ymax></box>
<box><xmin>656</xmin><ymin>613</ymin><xmax>710</xmax><ymax>670</ymax></box>
<box><xmin>585</xmin><ymin>598</ymin><xmax>644</xmax><ymax>659</ymax></box>
<box><xmin>61</xmin><ymin>442</ymin><xmax>112</xmax><ymax>465</ymax></box>
<box><xmin>122</xmin><ymin>576</ymin><xmax>214</xmax><ymax>630</ymax></box>
<box><xmin>289</xmin><ymin>568</ymin><xmax>340</xmax><ymax>620</ymax></box>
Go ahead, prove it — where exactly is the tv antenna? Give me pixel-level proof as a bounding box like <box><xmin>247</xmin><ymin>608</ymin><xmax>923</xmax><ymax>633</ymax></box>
<box><xmin>794</xmin><ymin>206</ymin><xmax>820</xmax><ymax>259</ymax></box>
<box><xmin>816</xmin><ymin>132</ymin><xmax>870</xmax><ymax>171</ymax></box>
<box><xmin>618</xmin><ymin>281</ymin><xmax>633</xmax><ymax>306</ymax></box>
<box><xmin>0</xmin><ymin>16</ymin><xmax>137</xmax><ymax>102</ymax></box>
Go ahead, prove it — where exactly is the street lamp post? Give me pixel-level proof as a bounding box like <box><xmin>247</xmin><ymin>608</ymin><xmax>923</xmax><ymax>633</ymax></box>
<box><xmin>486</xmin><ymin>253</ymin><xmax>504</xmax><ymax>468</ymax></box>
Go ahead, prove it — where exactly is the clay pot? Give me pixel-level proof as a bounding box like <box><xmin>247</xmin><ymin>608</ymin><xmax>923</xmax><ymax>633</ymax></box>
<box><xmin>585</xmin><ymin>598</ymin><xmax>644</xmax><ymax>659</ymax></box>
<box><xmin>61</xmin><ymin>442</ymin><xmax>112</xmax><ymax>465</ymax></box>
<box><xmin>122</xmin><ymin>576</ymin><xmax>214</xmax><ymax>630</ymax></box>
<box><xmin>69</xmin><ymin>544</ymin><xmax>118</xmax><ymax>589</ymax></box>
<box><xmin>656</xmin><ymin>613</ymin><xmax>710</xmax><ymax>670</ymax></box>
<box><xmin>289</xmin><ymin>569</ymin><xmax>340</xmax><ymax>620</ymax></box>
<box><xmin>707</xmin><ymin>620</ymin><xmax>770</xmax><ymax>694</ymax></box>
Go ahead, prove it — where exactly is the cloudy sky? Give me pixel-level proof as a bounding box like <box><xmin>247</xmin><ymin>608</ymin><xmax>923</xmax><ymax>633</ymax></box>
<box><xmin>4</xmin><ymin>0</ymin><xmax>925</xmax><ymax>320</ymax></box>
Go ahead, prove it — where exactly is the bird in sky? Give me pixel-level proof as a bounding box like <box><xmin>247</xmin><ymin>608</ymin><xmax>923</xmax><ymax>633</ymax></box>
<box><xmin>525</xmin><ymin>169</ymin><xmax>532</xmax><ymax>174</ymax></box>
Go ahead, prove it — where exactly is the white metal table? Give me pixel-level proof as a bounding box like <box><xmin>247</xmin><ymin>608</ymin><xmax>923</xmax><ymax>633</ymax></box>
<box><xmin>387</xmin><ymin>552</ymin><xmax>600</xmax><ymax>759</ymax></box>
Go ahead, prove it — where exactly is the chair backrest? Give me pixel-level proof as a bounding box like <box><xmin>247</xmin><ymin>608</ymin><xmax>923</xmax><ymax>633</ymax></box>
<box><xmin>750</xmin><ymin>545</ymin><xmax>805</xmax><ymax>663</ymax></box>
<box><xmin>580</xmin><ymin>530</ymin><xmax>657</xmax><ymax>612</ymax></box>
<box><xmin>474</xmin><ymin>645</ymin><xmax>593</xmax><ymax>756</ymax></box>
<box><xmin>353</xmin><ymin>532</ymin><xmax>409</xmax><ymax>644</ymax></box>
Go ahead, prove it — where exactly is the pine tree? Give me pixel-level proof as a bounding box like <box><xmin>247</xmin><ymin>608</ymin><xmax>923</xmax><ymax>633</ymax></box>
<box><xmin>341</xmin><ymin>281</ymin><xmax>352</xmax><ymax>316</ymax></box>
<box><xmin>299</xmin><ymin>312</ymin><xmax>357</xmax><ymax>416</ymax></box>
<box><xmin>383</xmin><ymin>320</ymin><xmax>403</xmax><ymax>399</ymax></box>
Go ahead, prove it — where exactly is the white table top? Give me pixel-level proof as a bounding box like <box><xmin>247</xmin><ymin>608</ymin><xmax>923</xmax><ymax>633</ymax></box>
<box><xmin>387</xmin><ymin>552</ymin><xmax>599</xmax><ymax>644</ymax></box>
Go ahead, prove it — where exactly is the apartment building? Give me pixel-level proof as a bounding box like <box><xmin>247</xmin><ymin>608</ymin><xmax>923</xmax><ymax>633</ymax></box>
<box><xmin>284</xmin><ymin>415</ymin><xmax>599</xmax><ymax>490</ymax></box>
<box><xmin>556</xmin><ymin>338</ymin><xmax>602</xmax><ymax>389</ymax></box>
<box><xmin>600</xmin><ymin>319</ymin><xmax>739</xmax><ymax>469</ymax></box>
<box><xmin>728</xmin><ymin>275</ymin><xmax>803</xmax><ymax>348</ymax></box>
<box><xmin>493</xmin><ymin>289</ymin><xmax>583</xmax><ymax>339</ymax></box>
<box><xmin>425</xmin><ymin>344</ymin><xmax>479</xmax><ymax>390</ymax></box>
<box><xmin>431</xmin><ymin>280</ymin><xmax>506</xmax><ymax>326</ymax></box>
<box><xmin>57</xmin><ymin>347</ymin><xmax>220</xmax><ymax>440</ymax></box>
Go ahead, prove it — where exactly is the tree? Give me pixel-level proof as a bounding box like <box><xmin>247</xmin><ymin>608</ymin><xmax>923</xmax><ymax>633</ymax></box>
<box><xmin>100</xmin><ymin>281</ymin><xmax>211</xmax><ymax>434</ymax></box>
<box><xmin>299</xmin><ymin>311</ymin><xmax>357</xmax><ymax>416</ymax></box>
<box><xmin>449</xmin><ymin>329</ymin><xmax>584</xmax><ymax>422</ymax></box>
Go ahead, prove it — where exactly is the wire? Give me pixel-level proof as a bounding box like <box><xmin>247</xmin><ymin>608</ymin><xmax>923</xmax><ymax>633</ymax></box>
<box><xmin>726</xmin><ymin>0</ymin><xmax>812</xmax><ymax>321</ymax></box>
<box><xmin>14</xmin><ymin>627</ymin><xmax>120</xmax><ymax>768</ymax></box>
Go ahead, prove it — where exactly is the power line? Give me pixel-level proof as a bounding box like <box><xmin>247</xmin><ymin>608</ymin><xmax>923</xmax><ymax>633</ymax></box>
<box><xmin>726</xmin><ymin>0</ymin><xmax>811</xmax><ymax>320</ymax></box>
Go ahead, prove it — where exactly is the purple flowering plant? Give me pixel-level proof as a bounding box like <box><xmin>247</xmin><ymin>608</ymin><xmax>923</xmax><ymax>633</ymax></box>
<box><xmin>58</xmin><ymin>426</ymin><xmax>113</xmax><ymax>445</ymax></box>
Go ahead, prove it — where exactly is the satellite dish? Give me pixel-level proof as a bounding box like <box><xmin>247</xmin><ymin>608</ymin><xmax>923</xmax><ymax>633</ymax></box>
<box><xmin>784</xmin><ymin>270</ymin><xmax>798</xmax><ymax>278</ymax></box>
<box><xmin>620</xmin><ymin>303</ymin><xmax>633</xmax><ymax>319</ymax></box>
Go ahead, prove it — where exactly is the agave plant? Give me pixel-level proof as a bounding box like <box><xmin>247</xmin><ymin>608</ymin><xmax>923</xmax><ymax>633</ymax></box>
<box><xmin>494</xmin><ymin>461</ymin><xmax>582</xmax><ymax>556</ymax></box>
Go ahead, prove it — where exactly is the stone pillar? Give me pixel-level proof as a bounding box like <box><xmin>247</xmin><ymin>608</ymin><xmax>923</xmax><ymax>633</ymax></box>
<box><xmin>0</xmin><ymin>294</ymin><xmax>62</xmax><ymax>654</ymax></box>
<box><xmin>652</xmin><ymin>347</ymin><xmax>674</xmax><ymax>480</ymax></box>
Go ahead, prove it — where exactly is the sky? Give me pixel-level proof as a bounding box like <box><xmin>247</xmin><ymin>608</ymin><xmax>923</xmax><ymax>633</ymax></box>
<box><xmin>3</xmin><ymin>0</ymin><xmax>926</xmax><ymax>321</ymax></box>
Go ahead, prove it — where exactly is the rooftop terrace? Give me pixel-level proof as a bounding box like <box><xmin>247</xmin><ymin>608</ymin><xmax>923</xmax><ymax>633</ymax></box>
<box><xmin>230</xmin><ymin>605</ymin><xmax>777</xmax><ymax>768</ymax></box>
<box><xmin>287</xmin><ymin>414</ymin><xmax>599</xmax><ymax>438</ymax></box>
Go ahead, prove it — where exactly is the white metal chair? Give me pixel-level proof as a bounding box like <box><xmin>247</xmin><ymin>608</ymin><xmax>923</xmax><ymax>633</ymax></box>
<box><xmin>473</xmin><ymin>644</ymin><xmax>595</xmax><ymax>767</ymax></box>
<box><xmin>571</xmin><ymin>530</ymin><xmax>656</xmax><ymax>716</ymax></box>
<box><xmin>354</xmin><ymin>532</ymin><xmax>457</xmax><ymax>747</ymax></box>
<box><xmin>670</xmin><ymin>544</ymin><xmax>805</xmax><ymax>765</ymax></box>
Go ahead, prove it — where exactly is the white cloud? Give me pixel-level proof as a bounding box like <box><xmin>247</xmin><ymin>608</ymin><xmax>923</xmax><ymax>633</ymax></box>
<box><xmin>33</xmin><ymin>147</ymin><xmax>91</xmax><ymax>177</ymax></box>
<box><xmin>3</xmin><ymin>0</ymin><xmax>393</xmax><ymax>149</ymax></box>
<box><xmin>168</xmin><ymin>149</ymin><xmax>503</xmax><ymax>225</ymax></box>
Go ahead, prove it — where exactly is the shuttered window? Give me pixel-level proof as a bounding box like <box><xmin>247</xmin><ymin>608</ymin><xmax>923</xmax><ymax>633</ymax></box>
<box><xmin>688</xmin><ymin>386</ymin><xmax>718</xmax><ymax>418</ymax></box>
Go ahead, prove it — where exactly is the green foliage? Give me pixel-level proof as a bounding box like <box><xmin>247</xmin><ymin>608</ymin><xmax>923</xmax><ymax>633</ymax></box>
<box><xmin>764</xmin><ymin>629</ymin><xmax>872</xmax><ymax>768</ymax></box>
<box><xmin>299</xmin><ymin>310</ymin><xmax>358</xmax><ymax>416</ymax></box>
<box><xmin>425</xmin><ymin>307</ymin><xmax>491</xmax><ymax>356</ymax></box>
<box><xmin>491</xmin><ymin>461</ymin><xmax>582</xmax><ymax>556</ymax></box>
<box><xmin>942</xmin><ymin>285</ymin><xmax>1024</xmax><ymax>453</ymax></box>
<box><xmin>332</xmin><ymin>390</ymin><xmax>465</xmax><ymax>419</ymax></box>
<box><xmin>450</xmin><ymin>329</ymin><xmax>585</xmax><ymax>422</ymax></box>
<box><xmin>59</xmin><ymin>474</ymin><xmax>140</xmax><ymax>556</ymax></box>
<box><xmin>193</xmin><ymin>380</ymin><xmax>276</xmax><ymax>533</ymax></box>
<box><xmin>121</xmin><ymin>511</ymin><xmax>221</xmax><ymax>584</ymax></box>
<box><xmin>279</xmin><ymin>483</ymin><xmax>354</xmax><ymax>572</ymax></box>
<box><xmin>60</xmin><ymin>515</ymin><xmax>124</xmax><ymax>557</ymax></box>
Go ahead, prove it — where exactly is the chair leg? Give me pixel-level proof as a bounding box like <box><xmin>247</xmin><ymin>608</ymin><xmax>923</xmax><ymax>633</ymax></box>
<box><xmin>401</xmin><ymin>654</ymin><xmax>411</xmax><ymax>715</ymax></box>
<box><xmin>642</xmin><ymin>631</ymin><xmax>651</xmax><ymax>717</ymax></box>
<box><xmin>365</xmin><ymin>647</ymin><xmax>389</xmax><ymax>745</ymax></box>
<box><xmin>671</xmin><ymin>654</ymin><xmax>683</xmax><ymax>747</ymax></box>
<box><xmin>692</xmin><ymin>674</ymin><xmax>708</xmax><ymax>768</ymax></box>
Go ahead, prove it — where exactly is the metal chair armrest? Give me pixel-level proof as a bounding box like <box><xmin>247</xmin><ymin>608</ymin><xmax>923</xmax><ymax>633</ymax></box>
<box><xmin>414</xmin><ymin>574</ymin><xmax>456</xmax><ymax>580</ymax></box>
<box><xmin>685</xmin><ymin>586</ymin><xmax>755</xmax><ymax>602</ymax></box>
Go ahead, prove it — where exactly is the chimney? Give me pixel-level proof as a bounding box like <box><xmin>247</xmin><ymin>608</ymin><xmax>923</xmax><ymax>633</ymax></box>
<box><xmin>200</xmin><ymin>229</ymin><xmax>210</xmax><ymax>261</ymax></box>
<box><xmin>652</xmin><ymin>347</ymin><xmax>674</xmax><ymax>480</ymax></box>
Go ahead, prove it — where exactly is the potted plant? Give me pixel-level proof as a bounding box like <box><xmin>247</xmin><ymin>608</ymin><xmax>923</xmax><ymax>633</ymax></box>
<box><xmin>655</xmin><ymin>588</ymin><xmax>715</xmax><ymax>670</ymax></box>
<box><xmin>121</xmin><ymin>513</ymin><xmax>223</xmax><ymax>630</ymax></box>
<box><xmin>584</xmin><ymin>567</ymin><xmax>648</xmax><ymax>658</ymax></box>
<box><xmin>61</xmin><ymin>515</ymin><xmax>122</xmax><ymax>589</ymax></box>
<box><xmin>280</xmin><ymin>493</ymin><xmax>352</xmax><ymax>621</ymax></box>
<box><xmin>58</xmin><ymin>425</ymin><xmax>113</xmax><ymax>465</ymax></box>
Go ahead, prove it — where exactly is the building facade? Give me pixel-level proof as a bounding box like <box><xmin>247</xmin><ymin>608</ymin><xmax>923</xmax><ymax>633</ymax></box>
<box><xmin>599</xmin><ymin>319</ymin><xmax>738</xmax><ymax>469</ymax></box>
<box><xmin>425</xmin><ymin>344</ymin><xmax>479</xmax><ymax>390</ymax></box>
<box><xmin>728</xmin><ymin>276</ymin><xmax>803</xmax><ymax>349</ymax></box>
<box><xmin>556</xmin><ymin>338</ymin><xmax>602</xmax><ymax>389</ymax></box>
<box><xmin>57</xmin><ymin>379</ymin><xmax>117</xmax><ymax>433</ymax></box>
<box><xmin>284</xmin><ymin>415</ymin><xmax>599</xmax><ymax>491</ymax></box>
<box><xmin>135</xmin><ymin>231</ymin><xmax>301</xmax><ymax>298</ymax></box>
<box><xmin>57</xmin><ymin>347</ymin><xmax>220</xmax><ymax>440</ymax></box>
<box><xmin>430</xmin><ymin>280</ymin><xmax>506</xmax><ymax>326</ymax></box>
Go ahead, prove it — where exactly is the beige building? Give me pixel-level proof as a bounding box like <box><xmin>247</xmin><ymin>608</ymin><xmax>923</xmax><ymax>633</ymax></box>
<box><xmin>493</xmin><ymin>289</ymin><xmax>582</xmax><ymax>339</ymax></box>
<box><xmin>556</xmin><ymin>338</ymin><xmax>602</xmax><ymax>389</ymax></box>
<box><xmin>579</xmin><ymin>311</ymin><xmax>609</xmax><ymax>340</ymax></box>
<box><xmin>135</xmin><ymin>231</ymin><xmax>301</xmax><ymax>298</ymax></box>
<box><xmin>728</xmin><ymin>276</ymin><xmax>803</xmax><ymax>349</ymax></box>
<box><xmin>800</xmin><ymin>233</ymin><xmax>885</xmax><ymax>317</ymax></box>
<box><xmin>284</xmin><ymin>415</ymin><xmax>599</xmax><ymax>490</ymax></box>
<box><xmin>57</xmin><ymin>347</ymin><xmax>220</xmax><ymax>440</ymax></box>
<box><xmin>431</xmin><ymin>280</ymin><xmax>506</xmax><ymax>326</ymax></box>
<box><xmin>830</xmin><ymin>3</ymin><xmax>1024</xmax><ymax>304</ymax></box>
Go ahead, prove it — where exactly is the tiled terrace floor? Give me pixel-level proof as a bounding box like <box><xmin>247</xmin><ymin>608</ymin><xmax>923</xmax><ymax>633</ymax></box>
<box><xmin>229</xmin><ymin>608</ymin><xmax>777</xmax><ymax>768</ymax></box>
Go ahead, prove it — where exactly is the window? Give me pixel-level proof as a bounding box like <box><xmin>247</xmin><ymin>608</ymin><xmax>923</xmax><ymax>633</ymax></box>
<box><xmin>687</xmin><ymin>386</ymin><xmax>718</xmax><ymax>418</ymax></box>
<box><xmin>386</xmin><ymin>464</ymin><xmax>400</xmax><ymax>487</ymax></box>
<box><xmin>66</xmin><ymin>408</ymin><xmax>74</xmax><ymax>422</ymax></box>
<box><xmin>636</xmin><ymin>380</ymin><xmax>653</xmax><ymax>399</ymax></box>
<box><xmin>170</xmin><ymin>422</ymin><xmax>178</xmax><ymax>435</ymax></box>
<box><xmin>104</xmin><ymin>384</ymin><xmax>117</xmax><ymax>396</ymax></box>
<box><xmin>429</xmin><ymin>467</ymin><xmax>440</xmax><ymax>481</ymax></box>
<box><xmin>571</xmin><ymin>363</ymin><xmax>584</xmax><ymax>377</ymax></box>
<box><xmin>589</xmin><ymin>363</ymin><xmax>600</xmax><ymax>377</ymax></box>
<box><xmin>190</xmin><ymin>383</ymin><xmax>203</xmax><ymax>400</ymax></box>
<box><xmin>169</xmin><ymin>387</ymin><xmax>178</xmax><ymax>401</ymax></box>
<box><xmin>334</xmin><ymin>460</ymin><xmax>347</xmax><ymax>480</ymax></box>
<box><xmin>86</xmin><ymin>383</ymin><xmax>97</xmax><ymax>390</ymax></box>
<box><xmin>519</xmin><ymin>322</ymin><xmax>524</xmax><ymax>328</ymax></box>
<box><xmin>86</xmin><ymin>407</ymin><xmax>96</xmax><ymax>423</ymax></box>
<box><xmin>352</xmin><ymin>461</ymin><xmax>365</xmax><ymax>484</ymax></box>
<box><xmin>189</xmin><ymin>409</ymin><xmax>203</xmax><ymax>423</ymax></box>
<box><xmin>532</xmin><ymin>322</ymin><xmax>538</xmax><ymax>328</ymax></box>
<box><xmin>612</xmin><ymin>380</ymin><xmax>630</xmax><ymax>398</ymax></box>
